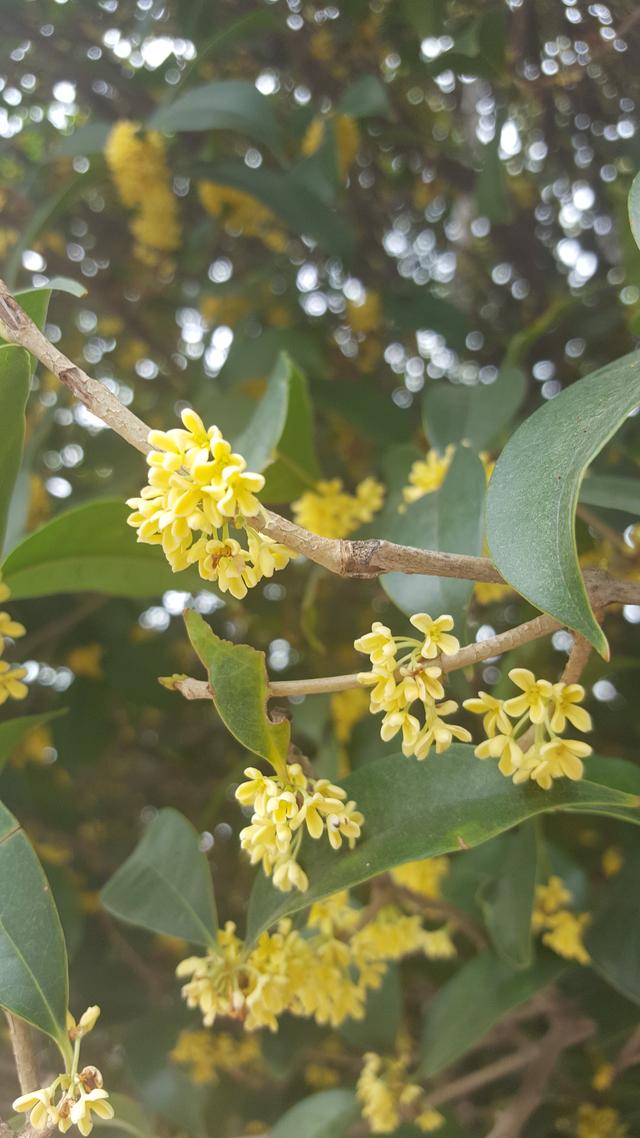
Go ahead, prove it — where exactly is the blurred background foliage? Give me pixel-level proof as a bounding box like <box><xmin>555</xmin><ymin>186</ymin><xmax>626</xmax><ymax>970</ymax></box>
<box><xmin>1</xmin><ymin>1</ymin><xmax>640</xmax><ymax>1135</ymax></box>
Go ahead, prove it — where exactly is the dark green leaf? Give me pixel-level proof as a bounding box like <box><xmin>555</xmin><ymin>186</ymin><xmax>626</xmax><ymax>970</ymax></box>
<box><xmin>184</xmin><ymin>609</ymin><xmax>290</xmax><ymax>766</ymax></box>
<box><xmin>587</xmin><ymin>857</ymin><xmax>640</xmax><ymax>1005</ymax></box>
<box><xmin>381</xmin><ymin>446</ymin><xmax>485</xmax><ymax>627</ymax></box>
<box><xmin>101</xmin><ymin>808</ymin><xmax>218</xmax><ymax>947</ymax></box>
<box><xmin>340</xmin><ymin>964</ymin><xmax>403</xmax><ymax>1052</ymax></box>
<box><xmin>479</xmin><ymin>822</ymin><xmax>537</xmax><ymax>969</ymax></box>
<box><xmin>420</xmin><ymin>951</ymin><xmax>564</xmax><ymax>1076</ymax></box>
<box><xmin>234</xmin><ymin>352</ymin><xmax>320</xmax><ymax>502</ymax></box>
<box><xmin>579</xmin><ymin>473</ymin><xmax>640</xmax><ymax>515</ymax></box>
<box><xmin>0</xmin><ymin>710</ymin><xmax>65</xmax><ymax>775</ymax></box>
<box><xmin>198</xmin><ymin>161</ymin><xmax>354</xmax><ymax>261</ymax></box>
<box><xmin>0</xmin><ymin>347</ymin><xmax>31</xmax><ymax>554</ymax></box>
<box><xmin>2</xmin><ymin>499</ymin><xmax>205</xmax><ymax>598</ymax></box>
<box><xmin>149</xmin><ymin>80</ymin><xmax>284</xmax><ymax>159</ymax></box>
<box><xmin>486</xmin><ymin>351</ymin><xmax>640</xmax><ymax>656</ymax></box>
<box><xmin>269</xmin><ymin>1090</ymin><xmax>358</xmax><ymax>1138</ymax></box>
<box><xmin>384</xmin><ymin>286</ymin><xmax>467</xmax><ymax>351</ymax></box>
<box><xmin>338</xmin><ymin>76</ymin><xmax>391</xmax><ymax>118</ymax></box>
<box><xmin>0</xmin><ymin>801</ymin><xmax>69</xmax><ymax>1053</ymax></box>
<box><xmin>422</xmin><ymin>368</ymin><xmax>526</xmax><ymax>451</ymax></box>
<box><xmin>246</xmin><ymin>746</ymin><xmax>639</xmax><ymax>941</ymax></box>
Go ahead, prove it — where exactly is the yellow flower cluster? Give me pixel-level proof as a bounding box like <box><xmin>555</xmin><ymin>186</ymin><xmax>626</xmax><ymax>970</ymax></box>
<box><xmin>576</xmin><ymin>1103</ymin><xmax>627</xmax><ymax>1138</ymax></box>
<box><xmin>390</xmin><ymin>855</ymin><xmax>450</xmax><ymax>899</ymax></box>
<box><xmin>104</xmin><ymin>122</ymin><xmax>180</xmax><ymax>264</ymax></box>
<box><xmin>347</xmin><ymin>289</ymin><xmax>382</xmax><ymax>335</ymax></box>
<box><xmin>13</xmin><ymin>1007</ymin><xmax>113</xmax><ymax>1137</ymax></box>
<box><xmin>464</xmin><ymin>670</ymin><xmax>593</xmax><ymax>790</ymax></box>
<box><xmin>291</xmin><ymin>477</ymin><xmax>385</xmax><ymax>539</ymax></box>
<box><xmin>357</xmin><ymin>1052</ymin><xmax>444</xmax><ymax>1134</ymax></box>
<box><xmin>403</xmin><ymin>447</ymin><xmax>494</xmax><ymax>505</ymax></box>
<box><xmin>236</xmin><ymin>762</ymin><xmax>363</xmax><ymax>893</ymax></box>
<box><xmin>126</xmin><ymin>408</ymin><xmax>293</xmax><ymax>598</ymax></box>
<box><xmin>0</xmin><ymin>580</ymin><xmax>27</xmax><ymax>706</ymax></box>
<box><xmin>177</xmin><ymin>891</ymin><xmax>455</xmax><ymax>1034</ymax></box>
<box><xmin>355</xmin><ymin>615</ymin><xmax>471</xmax><ymax>760</ymax></box>
<box><xmin>532</xmin><ymin>876</ymin><xmax>591</xmax><ymax>964</ymax></box>
<box><xmin>169</xmin><ymin>1029</ymin><xmax>260</xmax><ymax>1085</ymax></box>
<box><xmin>198</xmin><ymin>181</ymin><xmax>287</xmax><ymax>251</ymax></box>
<box><xmin>302</xmin><ymin>113</ymin><xmax>360</xmax><ymax>178</ymax></box>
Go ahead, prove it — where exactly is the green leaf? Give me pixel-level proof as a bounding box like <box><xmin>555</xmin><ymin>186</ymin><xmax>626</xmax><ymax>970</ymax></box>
<box><xmin>476</xmin><ymin>133</ymin><xmax>511</xmax><ymax>223</ymax></box>
<box><xmin>0</xmin><ymin>801</ymin><xmax>70</xmax><ymax>1054</ymax></box>
<box><xmin>198</xmin><ymin>161</ymin><xmax>354</xmax><ymax>261</ymax></box>
<box><xmin>269</xmin><ymin>1090</ymin><xmax>358</xmax><ymax>1138</ymax></box>
<box><xmin>586</xmin><ymin>853</ymin><xmax>640</xmax><ymax>1005</ymax></box>
<box><xmin>45</xmin><ymin>276</ymin><xmax>87</xmax><ymax>298</ymax></box>
<box><xmin>149</xmin><ymin>80</ymin><xmax>285</xmax><ymax>159</ymax></box>
<box><xmin>486</xmin><ymin>351</ymin><xmax>640</xmax><ymax>657</ymax></box>
<box><xmin>0</xmin><ymin>710</ymin><xmax>65</xmax><ymax>775</ymax></box>
<box><xmin>422</xmin><ymin>368</ymin><xmax>526</xmax><ymax>451</ymax></box>
<box><xmin>383</xmin><ymin>285</ymin><xmax>468</xmax><ymax>351</ymax></box>
<box><xmin>579</xmin><ymin>473</ymin><xmax>640</xmax><ymax>515</ymax></box>
<box><xmin>2</xmin><ymin>499</ymin><xmax>205</xmax><ymax>598</ymax></box>
<box><xmin>479</xmin><ymin>822</ymin><xmax>537</xmax><ymax>969</ymax></box>
<box><xmin>628</xmin><ymin>170</ymin><xmax>640</xmax><ymax>253</ymax></box>
<box><xmin>380</xmin><ymin>446</ymin><xmax>485</xmax><ymax>627</ymax></box>
<box><xmin>0</xmin><ymin>347</ymin><xmax>31</xmax><ymax>554</ymax></box>
<box><xmin>340</xmin><ymin>964</ymin><xmax>403</xmax><ymax>1052</ymax></box>
<box><xmin>234</xmin><ymin>352</ymin><xmax>320</xmax><ymax>502</ymax></box>
<box><xmin>246</xmin><ymin>746</ymin><xmax>639</xmax><ymax>942</ymax></box>
<box><xmin>184</xmin><ymin>609</ymin><xmax>290</xmax><ymax>767</ymax></box>
<box><xmin>53</xmin><ymin>122</ymin><xmax>111</xmax><ymax>158</ymax></box>
<box><xmin>338</xmin><ymin>76</ymin><xmax>391</xmax><ymax>118</ymax></box>
<box><xmin>420</xmin><ymin>951</ymin><xmax>564</xmax><ymax>1076</ymax></box>
<box><xmin>101</xmin><ymin>808</ymin><xmax>218</xmax><ymax>947</ymax></box>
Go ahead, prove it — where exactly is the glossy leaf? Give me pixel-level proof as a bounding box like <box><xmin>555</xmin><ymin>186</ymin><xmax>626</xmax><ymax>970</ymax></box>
<box><xmin>101</xmin><ymin>808</ymin><xmax>218</xmax><ymax>947</ymax></box>
<box><xmin>0</xmin><ymin>801</ymin><xmax>69</xmax><ymax>1052</ymax></box>
<box><xmin>381</xmin><ymin>446</ymin><xmax>485</xmax><ymax>626</ymax></box>
<box><xmin>149</xmin><ymin>80</ymin><xmax>285</xmax><ymax>158</ymax></box>
<box><xmin>587</xmin><ymin>858</ymin><xmax>640</xmax><ymax>1005</ymax></box>
<box><xmin>486</xmin><ymin>351</ymin><xmax>640</xmax><ymax>657</ymax></box>
<box><xmin>0</xmin><ymin>347</ymin><xmax>31</xmax><ymax>554</ymax></box>
<box><xmin>2</xmin><ymin>499</ymin><xmax>204</xmax><ymax>598</ymax></box>
<box><xmin>184</xmin><ymin>609</ymin><xmax>290</xmax><ymax>767</ymax></box>
<box><xmin>269</xmin><ymin>1090</ymin><xmax>358</xmax><ymax>1138</ymax></box>
<box><xmin>53</xmin><ymin>122</ymin><xmax>111</xmax><ymax>157</ymax></box>
<box><xmin>246</xmin><ymin>746</ymin><xmax>639</xmax><ymax>941</ymax></box>
<box><xmin>579</xmin><ymin>473</ymin><xmax>640</xmax><ymax>515</ymax></box>
<box><xmin>338</xmin><ymin>76</ymin><xmax>391</xmax><ymax>118</ymax></box>
<box><xmin>0</xmin><ymin>710</ymin><xmax>65</xmax><ymax>775</ymax></box>
<box><xmin>479</xmin><ymin>822</ymin><xmax>537</xmax><ymax>970</ymax></box>
<box><xmin>422</xmin><ymin>367</ymin><xmax>526</xmax><ymax>451</ymax></box>
<box><xmin>234</xmin><ymin>352</ymin><xmax>320</xmax><ymax>502</ymax></box>
<box><xmin>420</xmin><ymin>951</ymin><xmax>564</xmax><ymax>1076</ymax></box>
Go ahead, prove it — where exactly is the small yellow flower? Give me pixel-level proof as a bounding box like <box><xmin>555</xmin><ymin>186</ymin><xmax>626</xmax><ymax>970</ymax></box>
<box><xmin>542</xmin><ymin>910</ymin><xmax>591</xmax><ymax>964</ymax></box>
<box><xmin>403</xmin><ymin>446</ymin><xmax>455</xmax><ymax>504</ymax></box>
<box><xmin>409</xmin><ymin>613</ymin><xmax>460</xmax><ymax>659</ymax></box>
<box><xmin>576</xmin><ymin>1103</ymin><xmax>627</xmax><ymax>1138</ymax></box>
<box><xmin>601</xmin><ymin>846</ymin><xmax>624</xmax><ymax>877</ymax></box>
<box><xmin>291</xmin><ymin>476</ymin><xmax>384</xmax><ymax>539</ymax></box>
<box><xmin>549</xmin><ymin>682</ymin><xmax>592</xmax><ymax>733</ymax></box>
<box><xmin>66</xmin><ymin>644</ymin><xmax>103</xmax><ymax>680</ymax></box>
<box><xmin>592</xmin><ymin>1062</ymin><xmax>614</xmax><ymax>1091</ymax></box>
<box><xmin>504</xmin><ymin>668</ymin><xmax>553</xmax><ymax>724</ymax></box>
<box><xmin>463</xmin><ymin>691</ymin><xmax>512</xmax><ymax>737</ymax></box>
<box><xmin>347</xmin><ymin>290</ymin><xmax>382</xmax><ymax>335</ymax></box>
<box><xmin>0</xmin><ymin>610</ymin><xmax>25</xmax><ymax>650</ymax></box>
<box><xmin>0</xmin><ymin>661</ymin><xmax>28</xmax><ymax>703</ymax></box>
<box><xmin>390</xmin><ymin>856</ymin><xmax>449</xmax><ymax>899</ymax></box>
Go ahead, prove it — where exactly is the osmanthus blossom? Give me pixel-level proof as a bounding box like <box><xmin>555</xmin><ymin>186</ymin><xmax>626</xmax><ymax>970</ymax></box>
<box><xmin>464</xmin><ymin>669</ymin><xmax>593</xmax><ymax>790</ymax></box>
<box><xmin>354</xmin><ymin>612</ymin><xmax>470</xmax><ymax>761</ymax></box>
<box><xmin>13</xmin><ymin>1007</ymin><xmax>114</xmax><ymax>1137</ymax></box>
<box><xmin>126</xmin><ymin>408</ymin><xmax>293</xmax><ymax>598</ymax></box>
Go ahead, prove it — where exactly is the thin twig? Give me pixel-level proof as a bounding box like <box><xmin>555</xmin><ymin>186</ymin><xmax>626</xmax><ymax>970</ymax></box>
<box><xmin>560</xmin><ymin>633</ymin><xmax>593</xmax><ymax>686</ymax></box>
<box><xmin>5</xmin><ymin>1014</ymin><xmax>38</xmax><ymax>1095</ymax></box>
<box><xmin>485</xmin><ymin>1017</ymin><xmax>594</xmax><ymax>1138</ymax></box>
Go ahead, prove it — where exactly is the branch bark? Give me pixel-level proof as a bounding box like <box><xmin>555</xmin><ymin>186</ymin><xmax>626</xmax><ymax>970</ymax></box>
<box><xmin>5</xmin><ymin>1014</ymin><xmax>38</xmax><ymax>1096</ymax></box>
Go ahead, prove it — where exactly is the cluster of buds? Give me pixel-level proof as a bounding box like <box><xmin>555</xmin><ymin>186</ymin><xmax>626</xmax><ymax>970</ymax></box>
<box><xmin>464</xmin><ymin>670</ymin><xmax>593</xmax><ymax>790</ymax></box>
<box><xmin>354</xmin><ymin>614</ymin><xmax>471</xmax><ymax>760</ymax></box>
<box><xmin>235</xmin><ymin>762</ymin><xmax>363</xmax><ymax>892</ymax></box>
<box><xmin>532</xmin><ymin>876</ymin><xmax>591</xmax><ymax>964</ymax></box>
<box><xmin>13</xmin><ymin>1007</ymin><xmax>113</xmax><ymax>1137</ymax></box>
<box><xmin>126</xmin><ymin>409</ymin><xmax>293</xmax><ymax>598</ymax></box>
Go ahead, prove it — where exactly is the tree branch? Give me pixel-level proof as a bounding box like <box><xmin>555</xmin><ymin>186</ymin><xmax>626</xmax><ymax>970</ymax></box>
<box><xmin>5</xmin><ymin>1014</ymin><xmax>38</xmax><ymax>1096</ymax></box>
